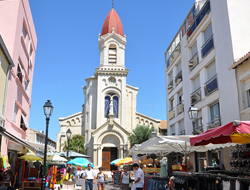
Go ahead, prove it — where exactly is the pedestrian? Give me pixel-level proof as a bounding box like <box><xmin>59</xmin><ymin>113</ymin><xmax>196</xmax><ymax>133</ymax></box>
<box><xmin>7</xmin><ymin>172</ymin><xmax>18</xmax><ymax>190</ymax></box>
<box><xmin>215</xmin><ymin>158</ymin><xmax>225</xmax><ymax>170</ymax></box>
<box><xmin>120</xmin><ymin>166</ymin><xmax>130</xmax><ymax>190</ymax></box>
<box><xmin>77</xmin><ymin>166</ymin><xmax>81</xmax><ymax>180</ymax></box>
<box><xmin>83</xmin><ymin>164</ymin><xmax>96</xmax><ymax>190</ymax></box>
<box><xmin>132</xmin><ymin>163</ymin><xmax>144</xmax><ymax>190</ymax></box>
<box><xmin>96</xmin><ymin>167</ymin><xmax>106</xmax><ymax>190</ymax></box>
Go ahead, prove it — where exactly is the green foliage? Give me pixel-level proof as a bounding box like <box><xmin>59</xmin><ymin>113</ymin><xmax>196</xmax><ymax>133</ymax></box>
<box><xmin>62</xmin><ymin>135</ymin><xmax>85</xmax><ymax>154</ymax></box>
<box><xmin>128</xmin><ymin>125</ymin><xmax>155</xmax><ymax>147</ymax></box>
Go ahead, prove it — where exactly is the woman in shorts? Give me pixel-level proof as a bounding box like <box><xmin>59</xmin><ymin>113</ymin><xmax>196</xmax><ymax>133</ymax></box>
<box><xmin>97</xmin><ymin>167</ymin><xmax>106</xmax><ymax>190</ymax></box>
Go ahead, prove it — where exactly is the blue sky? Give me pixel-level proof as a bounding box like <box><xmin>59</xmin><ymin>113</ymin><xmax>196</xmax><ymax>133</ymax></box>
<box><xmin>29</xmin><ymin>0</ymin><xmax>195</xmax><ymax>141</ymax></box>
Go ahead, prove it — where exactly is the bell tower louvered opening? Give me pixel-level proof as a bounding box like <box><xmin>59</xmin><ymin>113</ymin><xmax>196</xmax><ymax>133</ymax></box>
<box><xmin>108</xmin><ymin>44</ymin><xmax>117</xmax><ymax>64</ymax></box>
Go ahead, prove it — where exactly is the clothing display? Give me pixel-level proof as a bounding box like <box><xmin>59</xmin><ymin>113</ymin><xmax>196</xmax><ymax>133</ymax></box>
<box><xmin>236</xmin><ymin>180</ymin><xmax>240</xmax><ymax>190</ymax></box>
<box><xmin>223</xmin><ymin>180</ymin><xmax>230</xmax><ymax>190</ymax></box>
<box><xmin>160</xmin><ymin>158</ymin><xmax>167</xmax><ymax>177</ymax></box>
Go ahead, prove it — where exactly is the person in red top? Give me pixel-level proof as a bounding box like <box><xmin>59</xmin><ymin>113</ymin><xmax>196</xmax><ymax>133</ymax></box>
<box><xmin>77</xmin><ymin>166</ymin><xmax>81</xmax><ymax>180</ymax></box>
<box><xmin>181</xmin><ymin>157</ymin><xmax>187</xmax><ymax>172</ymax></box>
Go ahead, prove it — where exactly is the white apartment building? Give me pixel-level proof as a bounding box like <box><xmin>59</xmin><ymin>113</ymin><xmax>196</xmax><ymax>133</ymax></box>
<box><xmin>165</xmin><ymin>0</ymin><xmax>250</xmax><ymax>137</ymax></box>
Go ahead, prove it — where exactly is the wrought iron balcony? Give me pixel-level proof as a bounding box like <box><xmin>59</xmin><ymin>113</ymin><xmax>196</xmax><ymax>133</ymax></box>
<box><xmin>176</xmin><ymin>101</ymin><xmax>184</xmax><ymax>115</ymax></box>
<box><xmin>189</xmin><ymin>52</ymin><xmax>199</xmax><ymax>71</ymax></box>
<box><xmin>168</xmin><ymin>80</ymin><xmax>174</xmax><ymax>94</ymax></box>
<box><xmin>179</xmin><ymin>130</ymin><xmax>185</xmax><ymax>135</ymax></box>
<box><xmin>187</xmin><ymin>0</ymin><xmax>211</xmax><ymax>37</ymax></box>
<box><xmin>194</xmin><ymin>117</ymin><xmax>203</xmax><ymax>134</ymax></box>
<box><xmin>204</xmin><ymin>75</ymin><xmax>218</xmax><ymax>96</ymax></box>
<box><xmin>201</xmin><ymin>35</ymin><xmax>214</xmax><ymax>58</ymax></box>
<box><xmin>168</xmin><ymin>107</ymin><xmax>175</xmax><ymax>120</ymax></box>
<box><xmin>207</xmin><ymin>118</ymin><xmax>221</xmax><ymax>129</ymax></box>
<box><xmin>175</xmin><ymin>71</ymin><xmax>182</xmax><ymax>87</ymax></box>
<box><xmin>190</xmin><ymin>87</ymin><xmax>201</xmax><ymax>105</ymax></box>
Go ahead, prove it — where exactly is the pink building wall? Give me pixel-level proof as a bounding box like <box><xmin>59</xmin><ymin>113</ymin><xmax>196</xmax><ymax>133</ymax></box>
<box><xmin>0</xmin><ymin>0</ymin><xmax>37</xmax><ymax>156</ymax></box>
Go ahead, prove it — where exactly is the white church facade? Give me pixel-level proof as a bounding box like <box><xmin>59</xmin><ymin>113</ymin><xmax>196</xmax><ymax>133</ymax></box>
<box><xmin>56</xmin><ymin>8</ymin><xmax>161</xmax><ymax>170</ymax></box>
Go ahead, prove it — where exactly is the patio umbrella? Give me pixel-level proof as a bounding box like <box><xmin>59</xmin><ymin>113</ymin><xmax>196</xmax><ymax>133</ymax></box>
<box><xmin>67</xmin><ymin>157</ymin><xmax>93</xmax><ymax>167</ymax></box>
<box><xmin>60</xmin><ymin>151</ymin><xmax>90</xmax><ymax>158</ymax></box>
<box><xmin>19</xmin><ymin>154</ymin><xmax>43</xmax><ymax>161</ymax></box>
<box><xmin>190</xmin><ymin>120</ymin><xmax>250</xmax><ymax>146</ymax></box>
<box><xmin>110</xmin><ymin>158</ymin><xmax>123</xmax><ymax>165</ymax></box>
<box><xmin>47</xmin><ymin>155</ymin><xmax>67</xmax><ymax>162</ymax></box>
<box><xmin>115</xmin><ymin>157</ymin><xmax>141</xmax><ymax>166</ymax></box>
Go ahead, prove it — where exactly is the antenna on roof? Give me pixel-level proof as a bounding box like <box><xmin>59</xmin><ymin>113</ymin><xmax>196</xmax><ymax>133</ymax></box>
<box><xmin>112</xmin><ymin>0</ymin><xmax>114</xmax><ymax>8</ymax></box>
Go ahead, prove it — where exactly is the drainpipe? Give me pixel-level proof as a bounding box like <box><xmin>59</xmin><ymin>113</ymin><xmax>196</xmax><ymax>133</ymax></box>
<box><xmin>1</xmin><ymin>65</ymin><xmax>12</xmax><ymax>128</ymax></box>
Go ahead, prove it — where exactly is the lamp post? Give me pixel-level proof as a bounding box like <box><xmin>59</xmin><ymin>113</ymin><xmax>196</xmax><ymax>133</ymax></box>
<box><xmin>42</xmin><ymin>100</ymin><xmax>53</xmax><ymax>190</ymax></box>
<box><xmin>66</xmin><ymin>128</ymin><xmax>72</xmax><ymax>159</ymax></box>
<box><xmin>188</xmin><ymin>105</ymin><xmax>198</xmax><ymax>135</ymax></box>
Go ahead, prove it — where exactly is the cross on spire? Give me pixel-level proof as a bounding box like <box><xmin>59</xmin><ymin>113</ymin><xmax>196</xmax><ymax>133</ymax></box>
<box><xmin>112</xmin><ymin>0</ymin><xmax>114</xmax><ymax>8</ymax></box>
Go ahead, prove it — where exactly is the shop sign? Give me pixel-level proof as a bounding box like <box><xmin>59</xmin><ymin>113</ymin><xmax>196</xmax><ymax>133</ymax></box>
<box><xmin>35</xmin><ymin>151</ymin><xmax>44</xmax><ymax>158</ymax></box>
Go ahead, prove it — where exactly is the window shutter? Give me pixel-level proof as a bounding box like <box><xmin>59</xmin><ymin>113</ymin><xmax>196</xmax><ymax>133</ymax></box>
<box><xmin>191</xmin><ymin>41</ymin><xmax>197</xmax><ymax>57</ymax></box>
<box><xmin>207</xmin><ymin>61</ymin><xmax>216</xmax><ymax>81</ymax></box>
<box><xmin>204</xmin><ymin>23</ymin><xmax>213</xmax><ymax>42</ymax></box>
<box><xmin>193</xmin><ymin>75</ymin><xmax>200</xmax><ymax>91</ymax></box>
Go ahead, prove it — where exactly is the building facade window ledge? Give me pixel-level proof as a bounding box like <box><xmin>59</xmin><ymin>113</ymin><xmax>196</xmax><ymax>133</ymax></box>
<box><xmin>241</xmin><ymin>107</ymin><xmax>250</xmax><ymax>114</ymax></box>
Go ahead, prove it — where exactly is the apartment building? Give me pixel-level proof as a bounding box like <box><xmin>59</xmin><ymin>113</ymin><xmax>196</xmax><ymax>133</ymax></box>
<box><xmin>165</xmin><ymin>0</ymin><xmax>250</xmax><ymax>138</ymax></box>
<box><xmin>0</xmin><ymin>0</ymin><xmax>37</xmax><ymax>157</ymax></box>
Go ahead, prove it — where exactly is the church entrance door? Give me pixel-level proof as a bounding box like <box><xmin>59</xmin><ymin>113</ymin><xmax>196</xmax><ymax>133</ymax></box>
<box><xmin>102</xmin><ymin>147</ymin><xmax>117</xmax><ymax>171</ymax></box>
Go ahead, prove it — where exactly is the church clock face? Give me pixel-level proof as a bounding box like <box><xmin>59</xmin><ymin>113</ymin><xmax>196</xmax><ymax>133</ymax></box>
<box><xmin>108</xmin><ymin>77</ymin><xmax>116</xmax><ymax>84</ymax></box>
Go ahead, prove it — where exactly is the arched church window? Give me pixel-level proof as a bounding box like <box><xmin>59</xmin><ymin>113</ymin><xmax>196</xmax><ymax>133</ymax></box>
<box><xmin>113</xmin><ymin>96</ymin><xmax>118</xmax><ymax>118</ymax></box>
<box><xmin>105</xmin><ymin>96</ymin><xmax>110</xmax><ymax>118</ymax></box>
<box><xmin>108</xmin><ymin>44</ymin><xmax>117</xmax><ymax>64</ymax></box>
<box><xmin>104</xmin><ymin>93</ymin><xmax>119</xmax><ymax>118</ymax></box>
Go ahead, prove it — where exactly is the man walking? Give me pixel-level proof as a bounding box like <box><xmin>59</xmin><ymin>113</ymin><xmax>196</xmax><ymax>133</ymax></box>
<box><xmin>132</xmin><ymin>163</ymin><xmax>144</xmax><ymax>190</ymax></box>
<box><xmin>83</xmin><ymin>164</ymin><xmax>96</xmax><ymax>190</ymax></box>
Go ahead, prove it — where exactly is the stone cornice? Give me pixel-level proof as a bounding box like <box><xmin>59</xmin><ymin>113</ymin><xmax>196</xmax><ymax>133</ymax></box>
<box><xmin>135</xmin><ymin>112</ymin><xmax>161</xmax><ymax>123</ymax></box>
<box><xmin>95</xmin><ymin>67</ymin><xmax>129</xmax><ymax>76</ymax></box>
<box><xmin>98</xmin><ymin>33</ymin><xmax>126</xmax><ymax>46</ymax></box>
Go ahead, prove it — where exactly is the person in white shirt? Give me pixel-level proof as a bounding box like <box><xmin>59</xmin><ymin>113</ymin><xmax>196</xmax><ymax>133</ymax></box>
<box><xmin>83</xmin><ymin>164</ymin><xmax>96</xmax><ymax>190</ymax></box>
<box><xmin>133</xmin><ymin>163</ymin><xmax>144</xmax><ymax>190</ymax></box>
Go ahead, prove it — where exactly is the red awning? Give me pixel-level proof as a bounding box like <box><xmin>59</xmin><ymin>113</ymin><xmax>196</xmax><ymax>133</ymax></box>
<box><xmin>190</xmin><ymin>121</ymin><xmax>250</xmax><ymax>146</ymax></box>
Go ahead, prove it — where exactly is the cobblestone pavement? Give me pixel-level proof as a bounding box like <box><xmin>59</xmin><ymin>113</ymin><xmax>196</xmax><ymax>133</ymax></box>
<box><xmin>76</xmin><ymin>177</ymin><xmax>117</xmax><ymax>190</ymax></box>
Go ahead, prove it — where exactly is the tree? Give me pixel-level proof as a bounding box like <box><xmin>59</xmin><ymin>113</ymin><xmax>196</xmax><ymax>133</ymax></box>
<box><xmin>128</xmin><ymin>125</ymin><xmax>155</xmax><ymax>147</ymax></box>
<box><xmin>62</xmin><ymin>134</ymin><xmax>85</xmax><ymax>154</ymax></box>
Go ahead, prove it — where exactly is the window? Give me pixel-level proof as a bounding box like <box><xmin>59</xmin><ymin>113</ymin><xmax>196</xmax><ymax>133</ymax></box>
<box><xmin>189</xmin><ymin>42</ymin><xmax>199</xmax><ymax>71</ymax></box>
<box><xmin>170</xmin><ymin>98</ymin><xmax>174</xmax><ymax>110</ymax></box>
<box><xmin>108</xmin><ymin>44</ymin><xmax>117</xmax><ymax>64</ymax></box>
<box><xmin>210</xmin><ymin>102</ymin><xmax>220</xmax><ymax>123</ymax></box>
<box><xmin>104</xmin><ymin>93</ymin><xmax>119</xmax><ymax>118</ymax></box>
<box><xmin>17</xmin><ymin>62</ymin><xmax>23</xmax><ymax>83</ymax></box>
<box><xmin>191</xmin><ymin>41</ymin><xmax>197</xmax><ymax>58</ymax></box>
<box><xmin>22</xmin><ymin>24</ymin><xmax>26</xmax><ymax>38</ymax></box>
<box><xmin>193</xmin><ymin>75</ymin><xmax>200</xmax><ymax>92</ymax></box>
<box><xmin>24</xmin><ymin>76</ymin><xmax>30</xmax><ymax>94</ymax></box>
<box><xmin>179</xmin><ymin>120</ymin><xmax>185</xmax><ymax>135</ymax></box>
<box><xmin>204</xmin><ymin>23</ymin><xmax>213</xmax><ymax>43</ymax></box>
<box><xmin>178</xmin><ymin>91</ymin><xmax>183</xmax><ymax>103</ymax></box>
<box><xmin>247</xmin><ymin>90</ymin><xmax>250</xmax><ymax>108</ymax></box>
<box><xmin>12</xmin><ymin>103</ymin><xmax>17</xmax><ymax>122</ymax></box>
<box><xmin>202</xmin><ymin>23</ymin><xmax>214</xmax><ymax>57</ymax></box>
<box><xmin>20</xmin><ymin>113</ymin><xmax>28</xmax><ymax>131</ymax></box>
<box><xmin>205</xmin><ymin>61</ymin><xmax>218</xmax><ymax>96</ymax></box>
<box><xmin>206</xmin><ymin>61</ymin><xmax>216</xmax><ymax>81</ymax></box>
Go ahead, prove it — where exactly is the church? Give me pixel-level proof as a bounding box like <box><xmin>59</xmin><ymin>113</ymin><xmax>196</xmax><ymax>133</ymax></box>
<box><xmin>56</xmin><ymin>8</ymin><xmax>161</xmax><ymax>170</ymax></box>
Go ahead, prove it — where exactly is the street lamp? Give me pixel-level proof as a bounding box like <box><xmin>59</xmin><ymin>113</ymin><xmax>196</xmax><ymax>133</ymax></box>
<box><xmin>42</xmin><ymin>100</ymin><xmax>53</xmax><ymax>190</ymax></box>
<box><xmin>66</xmin><ymin>128</ymin><xmax>72</xmax><ymax>158</ymax></box>
<box><xmin>188</xmin><ymin>105</ymin><xmax>198</xmax><ymax>135</ymax></box>
<box><xmin>151</xmin><ymin>130</ymin><xmax>156</xmax><ymax>138</ymax></box>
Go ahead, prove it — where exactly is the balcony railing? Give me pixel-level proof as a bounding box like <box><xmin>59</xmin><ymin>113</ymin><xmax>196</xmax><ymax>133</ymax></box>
<box><xmin>179</xmin><ymin>130</ymin><xmax>185</xmax><ymax>135</ymax></box>
<box><xmin>207</xmin><ymin>118</ymin><xmax>221</xmax><ymax>129</ymax></box>
<box><xmin>175</xmin><ymin>71</ymin><xmax>182</xmax><ymax>87</ymax></box>
<box><xmin>165</xmin><ymin>43</ymin><xmax>181</xmax><ymax>69</ymax></box>
<box><xmin>168</xmin><ymin>80</ymin><xmax>174</xmax><ymax>94</ymax></box>
<box><xmin>189</xmin><ymin>52</ymin><xmax>199</xmax><ymax>71</ymax></box>
<box><xmin>168</xmin><ymin>107</ymin><xmax>175</xmax><ymax>120</ymax></box>
<box><xmin>190</xmin><ymin>87</ymin><xmax>201</xmax><ymax>105</ymax></box>
<box><xmin>204</xmin><ymin>75</ymin><xmax>218</xmax><ymax>96</ymax></box>
<box><xmin>194</xmin><ymin>117</ymin><xmax>203</xmax><ymax>134</ymax></box>
<box><xmin>177</xmin><ymin>101</ymin><xmax>184</xmax><ymax>115</ymax></box>
<box><xmin>201</xmin><ymin>35</ymin><xmax>214</xmax><ymax>58</ymax></box>
<box><xmin>172</xmin><ymin>133</ymin><xmax>176</xmax><ymax>136</ymax></box>
<box><xmin>187</xmin><ymin>0</ymin><xmax>211</xmax><ymax>37</ymax></box>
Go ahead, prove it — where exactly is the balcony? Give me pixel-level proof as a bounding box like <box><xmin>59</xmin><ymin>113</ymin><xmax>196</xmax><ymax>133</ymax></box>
<box><xmin>165</xmin><ymin>43</ymin><xmax>181</xmax><ymax>69</ymax></box>
<box><xmin>189</xmin><ymin>52</ymin><xmax>199</xmax><ymax>71</ymax></box>
<box><xmin>207</xmin><ymin>118</ymin><xmax>221</xmax><ymax>129</ymax></box>
<box><xmin>168</xmin><ymin>80</ymin><xmax>174</xmax><ymax>94</ymax></box>
<box><xmin>190</xmin><ymin>87</ymin><xmax>201</xmax><ymax>105</ymax></box>
<box><xmin>187</xmin><ymin>0</ymin><xmax>211</xmax><ymax>37</ymax></box>
<box><xmin>175</xmin><ymin>71</ymin><xmax>182</xmax><ymax>87</ymax></box>
<box><xmin>179</xmin><ymin>130</ymin><xmax>185</xmax><ymax>135</ymax></box>
<box><xmin>168</xmin><ymin>107</ymin><xmax>175</xmax><ymax>120</ymax></box>
<box><xmin>201</xmin><ymin>35</ymin><xmax>214</xmax><ymax>58</ymax></box>
<box><xmin>176</xmin><ymin>101</ymin><xmax>184</xmax><ymax>115</ymax></box>
<box><xmin>204</xmin><ymin>75</ymin><xmax>218</xmax><ymax>96</ymax></box>
<box><xmin>194</xmin><ymin>117</ymin><xmax>203</xmax><ymax>134</ymax></box>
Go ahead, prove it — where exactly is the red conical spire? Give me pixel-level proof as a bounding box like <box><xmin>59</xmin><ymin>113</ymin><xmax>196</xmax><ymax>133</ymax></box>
<box><xmin>101</xmin><ymin>8</ymin><xmax>124</xmax><ymax>36</ymax></box>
